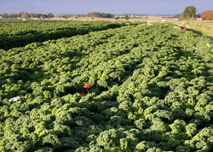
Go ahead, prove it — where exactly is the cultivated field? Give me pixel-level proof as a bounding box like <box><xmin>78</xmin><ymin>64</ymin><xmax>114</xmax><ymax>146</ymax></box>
<box><xmin>0</xmin><ymin>21</ymin><xmax>212</xmax><ymax>152</ymax></box>
<box><xmin>178</xmin><ymin>21</ymin><xmax>213</xmax><ymax>37</ymax></box>
<box><xmin>55</xmin><ymin>17</ymin><xmax>213</xmax><ymax>37</ymax></box>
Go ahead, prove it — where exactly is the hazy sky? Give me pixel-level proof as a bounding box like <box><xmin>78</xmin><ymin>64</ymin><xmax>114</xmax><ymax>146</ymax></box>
<box><xmin>0</xmin><ymin>0</ymin><xmax>212</xmax><ymax>14</ymax></box>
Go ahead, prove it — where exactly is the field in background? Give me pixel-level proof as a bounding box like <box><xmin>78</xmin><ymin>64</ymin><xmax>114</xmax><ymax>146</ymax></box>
<box><xmin>55</xmin><ymin>16</ymin><xmax>177</xmax><ymax>22</ymax></box>
<box><xmin>1</xmin><ymin>16</ymin><xmax>212</xmax><ymax>37</ymax></box>
<box><xmin>55</xmin><ymin>17</ymin><xmax>213</xmax><ymax>37</ymax></box>
<box><xmin>178</xmin><ymin>21</ymin><xmax>213</xmax><ymax>37</ymax></box>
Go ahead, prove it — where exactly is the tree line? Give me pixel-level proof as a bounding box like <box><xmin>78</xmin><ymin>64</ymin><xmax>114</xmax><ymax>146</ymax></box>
<box><xmin>86</xmin><ymin>12</ymin><xmax>114</xmax><ymax>18</ymax></box>
<box><xmin>1</xmin><ymin>8</ymin><xmax>212</xmax><ymax>20</ymax></box>
<box><xmin>0</xmin><ymin>10</ymin><xmax>54</xmax><ymax>19</ymax></box>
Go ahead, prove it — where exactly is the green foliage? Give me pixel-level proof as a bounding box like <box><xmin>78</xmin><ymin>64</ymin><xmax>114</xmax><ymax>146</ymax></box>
<box><xmin>42</xmin><ymin>134</ymin><xmax>61</xmax><ymax>148</ymax></box>
<box><xmin>182</xmin><ymin>6</ymin><xmax>197</xmax><ymax>19</ymax></box>
<box><xmin>134</xmin><ymin>118</ymin><xmax>146</xmax><ymax>130</ymax></box>
<box><xmin>124</xmin><ymin>14</ymin><xmax>129</xmax><ymax>20</ymax></box>
<box><xmin>96</xmin><ymin>129</ymin><xmax>125</xmax><ymax>150</ymax></box>
<box><xmin>0</xmin><ymin>22</ymin><xmax>211</xmax><ymax>151</ymax></box>
<box><xmin>0</xmin><ymin>21</ymin><xmax>123</xmax><ymax>50</ymax></box>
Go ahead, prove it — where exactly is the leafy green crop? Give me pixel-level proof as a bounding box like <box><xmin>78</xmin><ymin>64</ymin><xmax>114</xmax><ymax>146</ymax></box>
<box><xmin>0</xmin><ymin>22</ymin><xmax>212</xmax><ymax>152</ymax></box>
<box><xmin>0</xmin><ymin>21</ymin><xmax>125</xmax><ymax>50</ymax></box>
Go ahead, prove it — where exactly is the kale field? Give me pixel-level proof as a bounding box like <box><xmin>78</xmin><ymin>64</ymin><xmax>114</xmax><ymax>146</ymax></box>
<box><xmin>0</xmin><ymin>21</ymin><xmax>212</xmax><ymax>152</ymax></box>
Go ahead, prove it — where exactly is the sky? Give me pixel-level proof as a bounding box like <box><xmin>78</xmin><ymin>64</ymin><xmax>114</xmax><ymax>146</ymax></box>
<box><xmin>0</xmin><ymin>0</ymin><xmax>212</xmax><ymax>15</ymax></box>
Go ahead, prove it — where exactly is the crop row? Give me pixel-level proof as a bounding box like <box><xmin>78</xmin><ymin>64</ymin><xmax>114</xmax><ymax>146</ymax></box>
<box><xmin>0</xmin><ymin>23</ymin><xmax>212</xmax><ymax>151</ymax></box>
<box><xmin>0</xmin><ymin>21</ymin><xmax>129</xmax><ymax>50</ymax></box>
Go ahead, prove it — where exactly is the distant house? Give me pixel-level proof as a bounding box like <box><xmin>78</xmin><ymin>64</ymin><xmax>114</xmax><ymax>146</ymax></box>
<box><xmin>196</xmin><ymin>18</ymin><xmax>202</xmax><ymax>20</ymax></box>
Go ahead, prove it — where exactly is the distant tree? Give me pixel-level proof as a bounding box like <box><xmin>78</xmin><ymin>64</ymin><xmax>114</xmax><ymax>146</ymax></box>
<box><xmin>200</xmin><ymin>10</ymin><xmax>213</xmax><ymax>20</ymax></box>
<box><xmin>1</xmin><ymin>13</ymin><xmax>9</xmax><ymax>18</ymax></box>
<box><xmin>47</xmin><ymin>13</ymin><xmax>54</xmax><ymax>18</ymax></box>
<box><xmin>61</xmin><ymin>15</ymin><xmax>68</xmax><ymax>19</ymax></box>
<box><xmin>40</xmin><ymin>15</ymin><xmax>47</xmax><ymax>19</ymax></box>
<box><xmin>101</xmin><ymin>13</ymin><xmax>113</xmax><ymax>18</ymax></box>
<box><xmin>43</xmin><ymin>14</ymin><xmax>48</xmax><ymax>18</ymax></box>
<box><xmin>124</xmin><ymin>14</ymin><xmax>129</xmax><ymax>20</ymax></box>
<box><xmin>86</xmin><ymin>12</ymin><xmax>113</xmax><ymax>18</ymax></box>
<box><xmin>21</xmin><ymin>13</ymin><xmax>29</xmax><ymax>18</ymax></box>
<box><xmin>16</xmin><ymin>10</ymin><xmax>24</xmax><ymax>17</ymax></box>
<box><xmin>30</xmin><ymin>13</ymin><xmax>38</xmax><ymax>18</ymax></box>
<box><xmin>86</xmin><ymin>12</ymin><xmax>100</xmax><ymax>17</ymax></box>
<box><xmin>181</xmin><ymin>6</ymin><xmax>196</xmax><ymax>19</ymax></box>
<box><xmin>37</xmin><ymin>14</ymin><xmax>42</xmax><ymax>18</ymax></box>
<box><xmin>9</xmin><ymin>13</ymin><xmax>15</xmax><ymax>18</ymax></box>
